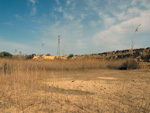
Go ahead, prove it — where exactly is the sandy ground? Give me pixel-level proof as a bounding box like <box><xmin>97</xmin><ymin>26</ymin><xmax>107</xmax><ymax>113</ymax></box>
<box><xmin>0</xmin><ymin>69</ymin><xmax>150</xmax><ymax>113</ymax></box>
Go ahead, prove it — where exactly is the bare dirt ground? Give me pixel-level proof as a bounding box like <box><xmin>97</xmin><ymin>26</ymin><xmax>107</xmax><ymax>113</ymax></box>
<box><xmin>0</xmin><ymin>69</ymin><xmax>150</xmax><ymax>113</ymax></box>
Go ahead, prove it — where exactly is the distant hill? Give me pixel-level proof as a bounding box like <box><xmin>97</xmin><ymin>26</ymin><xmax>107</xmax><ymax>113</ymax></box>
<box><xmin>33</xmin><ymin>47</ymin><xmax>150</xmax><ymax>62</ymax></box>
<box><xmin>75</xmin><ymin>47</ymin><xmax>150</xmax><ymax>62</ymax></box>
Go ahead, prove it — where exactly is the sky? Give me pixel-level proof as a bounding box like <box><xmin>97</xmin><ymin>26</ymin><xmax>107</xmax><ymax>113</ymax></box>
<box><xmin>0</xmin><ymin>0</ymin><xmax>150</xmax><ymax>55</ymax></box>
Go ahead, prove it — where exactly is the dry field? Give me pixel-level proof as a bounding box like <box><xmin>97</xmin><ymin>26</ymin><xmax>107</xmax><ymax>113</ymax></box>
<box><xmin>0</xmin><ymin>58</ymin><xmax>150</xmax><ymax>113</ymax></box>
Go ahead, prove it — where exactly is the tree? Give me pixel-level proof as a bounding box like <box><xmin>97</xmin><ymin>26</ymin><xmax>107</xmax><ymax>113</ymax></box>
<box><xmin>0</xmin><ymin>52</ymin><xmax>13</xmax><ymax>58</ymax></box>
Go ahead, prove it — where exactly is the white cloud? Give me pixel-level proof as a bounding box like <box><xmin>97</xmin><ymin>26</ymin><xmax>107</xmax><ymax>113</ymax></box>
<box><xmin>114</xmin><ymin>7</ymin><xmax>143</xmax><ymax>21</ymax></box>
<box><xmin>115</xmin><ymin>12</ymin><xmax>129</xmax><ymax>21</ymax></box>
<box><xmin>90</xmin><ymin>20</ymin><xmax>102</xmax><ymax>28</ymax></box>
<box><xmin>131</xmin><ymin>0</ymin><xmax>150</xmax><ymax>9</ymax></box>
<box><xmin>63</xmin><ymin>12</ymin><xmax>74</xmax><ymax>20</ymax></box>
<box><xmin>54</xmin><ymin>6</ymin><xmax>63</xmax><ymax>12</ymax></box>
<box><xmin>66</xmin><ymin>0</ymin><xmax>71</xmax><ymax>6</ymax></box>
<box><xmin>58</xmin><ymin>6</ymin><xmax>63</xmax><ymax>12</ymax></box>
<box><xmin>0</xmin><ymin>39</ymin><xmax>33</xmax><ymax>54</ymax></box>
<box><xmin>131</xmin><ymin>0</ymin><xmax>138</xmax><ymax>6</ymax></box>
<box><xmin>31</xmin><ymin>6</ymin><xmax>36</xmax><ymax>16</ymax></box>
<box><xmin>28</xmin><ymin>0</ymin><xmax>37</xmax><ymax>16</ymax></box>
<box><xmin>99</xmin><ymin>12</ymin><xmax>115</xmax><ymax>28</ymax></box>
<box><xmin>93</xmin><ymin>10</ymin><xmax>150</xmax><ymax>51</ymax></box>
<box><xmin>14</xmin><ymin>14</ymin><xmax>23</xmax><ymax>20</ymax></box>
<box><xmin>128</xmin><ymin>7</ymin><xmax>143</xmax><ymax>16</ymax></box>
<box><xmin>141</xmin><ymin>0</ymin><xmax>150</xmax><ymax>9</ymax></box>
<box><xmin>29</xmin><ymin>0</ymin><xmax>36</xmax><ymax>4</ymax></box>
<box><xmin>39</xmin><ymin>19</ymin><xmax>86</xmax><ymax>54</ymax></box>
<box><xmin>25</xmin><ymin>0</ymin><xmax>150</xmax><ymax>54</ymax></box>
<box><xmin>51</xmin><ymin>13</ymin><xmax>58</xmax><ymax>19</ymax></box>
<box><xmin>80</xmin><ymin>13</ymin><xmax>87</xmax><ymax>19</ymax></box>
<box><xmin>54</xmin><ymin>6</ymin><xmax>74</xmax><ymax>20</ymax></box>
<box><xmin>76</xmin><ymin>39</ymin><xmax>86</xmax><ymax>49</ymax></box>
<box><xmin>55</xmin><ymin>0</ymin><xmax>60</xmax><ymax>4</ymax></box>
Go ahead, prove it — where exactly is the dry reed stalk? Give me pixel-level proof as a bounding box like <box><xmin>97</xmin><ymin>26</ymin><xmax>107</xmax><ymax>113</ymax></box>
<box><xmin>0</xmin><ymin>58</ymin><xmax>150</xmax><ymax>112</ymax></box>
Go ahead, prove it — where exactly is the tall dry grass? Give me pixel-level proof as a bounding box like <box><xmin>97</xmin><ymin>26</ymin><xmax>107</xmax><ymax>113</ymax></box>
<box><xmin>0</xmin><ymin>58</ymin><xmax>133</xmax><ymax>73</ymax></box>
<box><xmin>0</xmin><ymin>58</ymin><xmax>150</xmax><ymax>112</ymax></box>
<box><xmin>0</xmin><ymin>58</ymin><xmax>107</xmax><ymax>74</ymax></box>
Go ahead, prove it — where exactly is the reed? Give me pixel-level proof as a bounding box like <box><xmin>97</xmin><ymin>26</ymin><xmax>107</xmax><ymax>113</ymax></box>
<box><xmin>0</xmin><ymin>58</ymin><xmax>149</xmax><ymax>112</ymax></box>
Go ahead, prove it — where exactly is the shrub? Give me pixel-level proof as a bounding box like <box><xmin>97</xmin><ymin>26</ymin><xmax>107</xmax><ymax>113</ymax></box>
<box><xmin>141</xmin><ymin>55</ymin><xmax>150</xmax><ymax>62</ymax></box>
<box><xmin>68</xmin><ymin>54</ymin><xmax>74</xmax><ymax>59</ymax></box>
<box><xmin>0</xmin><ymin>51</ymin><xmax>13</xmax><ymax>58</ymax></box>
<box><xmin>118</xmin><ymin>59</ymin><xmax>139</xmax><ymax>70</ymax></box>
<box><xmin>46</xmin><ymin>53</ymin><xmax>51</xmax><ymax>56</ymax></box>
<box><xmin>26</xmin><ymin>54</ymin><xmax>36</xmax><ymax>59</ymax></box>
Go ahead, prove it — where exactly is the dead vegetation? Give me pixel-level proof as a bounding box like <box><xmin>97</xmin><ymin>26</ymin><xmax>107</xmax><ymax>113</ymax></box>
<box><xmin>0</xmin><ymin>58</ymin><xmax>150</xmax><ymax>112</ymax></box>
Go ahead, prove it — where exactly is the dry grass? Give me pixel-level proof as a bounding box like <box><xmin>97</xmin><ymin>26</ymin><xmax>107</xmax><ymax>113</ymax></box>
<box><xmin>0</xmin><ymin>58</ymin><xmax>150</xmax><ymax>112</ymax></box>
<box><xmin>0</xmin><ymin>58</ymin><xmax>108</xmax><ymax>72</ymax></box>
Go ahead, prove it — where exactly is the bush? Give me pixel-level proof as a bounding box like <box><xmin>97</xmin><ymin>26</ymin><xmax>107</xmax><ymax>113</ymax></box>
<box><xmin>141</xmin><ymin>55</ymin><xmax>150</xmax><ymax>62</ymax></box>
<box><xmin>68</xmin><ymin>54</ymin><xmax>74</xmax><ymax>59</ymax></box>
<box><xmin>46</xmin><ymin>53</ymin><xmax>51</xmax><ymax>56</ymax></box>
<box><xmin>0</xmin><ymin>52</ymin><xmax>13</xmax><ymax>58</ymax></box>
<box><xmin>118</xmin><ymin>59</ymin><xmax>139</xmax><ymax>70</ymax></box>
<box><xmin>26</xmin><ymin>54</ymin><xmax>36</xmax><ymax>59</ymax></box>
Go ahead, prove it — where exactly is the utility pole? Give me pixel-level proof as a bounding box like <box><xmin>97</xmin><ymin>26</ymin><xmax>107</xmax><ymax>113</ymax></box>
<box><xmin>57</xmin><ymin>35</ymin><xmax>61</xmax><ymax>55</ymax></box>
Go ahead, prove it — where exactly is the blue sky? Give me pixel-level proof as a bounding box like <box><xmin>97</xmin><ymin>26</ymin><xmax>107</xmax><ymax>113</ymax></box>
<box><xmin>0</xmin><ymin>0</ymin><xmax>150</xmax><ymax>55</ymax></box>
